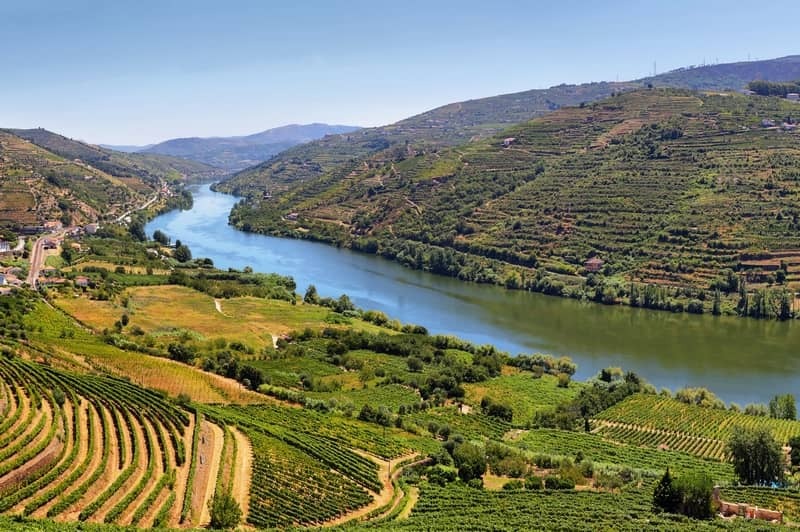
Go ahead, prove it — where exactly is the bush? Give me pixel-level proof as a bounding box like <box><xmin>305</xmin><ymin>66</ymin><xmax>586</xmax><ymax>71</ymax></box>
<box><xmin>544</xmin><ymin>475</ymin><xmax>575</xmax><ymax>490</ymax></box>
<box><xmin>209</xmin><ymin>491</ymin><xmax>242</xmax><ymax>529</ymax></box>
<box><xmin>502</xmin><ymin>479</ymin><xmax>524</xmax><ymax>490</ymax></box>
<box><xmin>525</xmin><ymin>475</ymin><xmax>543</xmax><ymax>490</ymax></box>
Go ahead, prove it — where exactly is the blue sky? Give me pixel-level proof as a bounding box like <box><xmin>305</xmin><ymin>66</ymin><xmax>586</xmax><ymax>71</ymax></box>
<box><xmin>1</xmin><ymin>1</ymin><xmax>797</xmax><ymax>144</ymax></box>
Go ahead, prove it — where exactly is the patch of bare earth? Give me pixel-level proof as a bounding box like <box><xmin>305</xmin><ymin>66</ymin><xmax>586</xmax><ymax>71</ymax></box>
<box><xmin>194</xmin><ymin>421</ymin><xmax>224</xmax><ymax>527</ymax></box>
<box><xmin>229</xmin><ymin>427</ymin><xmax>252</xmax><ymax>520</ymax></box>
<box><xmin>322</xmin><ymin>452</ymin><xmax>424</xmax><ymax>527</ymax></box>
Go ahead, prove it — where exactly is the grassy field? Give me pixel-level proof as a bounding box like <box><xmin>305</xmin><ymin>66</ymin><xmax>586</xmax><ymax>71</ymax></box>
<box><xmin>464</xmin><ymin>373</ymin><xmax>583</xmax><ymax>425</ymax></box>
<box><xmin>25</xmin><ymin>302</ymin><xmax>263</xmax><ymax>404</ymax></box>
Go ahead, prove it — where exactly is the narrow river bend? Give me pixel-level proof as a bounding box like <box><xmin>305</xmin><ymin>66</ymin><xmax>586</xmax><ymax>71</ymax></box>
<box><xmin>147</xmin><ymin>184</ymin><xmax>800</xmax><ymax>405</ymax></box>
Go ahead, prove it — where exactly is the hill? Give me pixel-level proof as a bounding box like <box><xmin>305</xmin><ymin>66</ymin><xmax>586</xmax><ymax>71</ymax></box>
<box><xmin>0</xmin><ymin>130</ymin><xmax>150</xmax><ymax>229</ymax></box>
<box><xmin>140</xmin><ymin>123</ymin><xmax>361</xmax><ymax>171</ymax></box>
<box><xmin>216</xmin><ymin>56</ymin><xmax>800</xmax><ymax>199</ymax></box>
<box><xmin>6</xmin><ymin>128</ymin><xmax>223</xmax><ymax>183</ymax></box>
<box><xmin>228</xmin><ymin>88</ymin><xmax>800</xmax><ymax>319</ymax></box>
<box><xmin>641</xmin><ymin>55</ymin><xmax>800</xmax><ymax>90</ymax></box>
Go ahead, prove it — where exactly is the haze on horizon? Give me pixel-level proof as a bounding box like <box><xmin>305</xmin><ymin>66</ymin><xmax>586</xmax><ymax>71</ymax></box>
<box><xmin>1</xmin><ymin>0</ymin><xmax>797</xmax><ymax>145</ymax></box>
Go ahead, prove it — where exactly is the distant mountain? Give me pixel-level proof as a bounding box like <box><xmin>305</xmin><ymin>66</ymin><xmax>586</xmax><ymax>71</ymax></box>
<box><xmin>7</xmin><ymin>128</ymin><xmax>223</xmax><ymax>183</ymax></box>
<box><xmin>640</xmin><ymin>54</ymin><xmax>800</xmax><ymax>90</ymax></box>
<box><xmin>216</xmin><ymin>55</ymin><xmax>800</xmax><ymax>199</ymax></box>
<box><xmin>99</xmin><ymin>143</ymin><xmax>153</xmax><ymax>153</ymax></box>
<box><xmin>140</xmin><ymin>123</ymin><xmax>361</xmax><ymax>171</ymax></box>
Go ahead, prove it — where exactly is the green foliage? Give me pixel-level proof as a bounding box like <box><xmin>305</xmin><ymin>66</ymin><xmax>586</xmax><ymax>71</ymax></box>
<box><xmin>452</xmin><ymin>442</ymin><xmax>487</xmax><ymax>482</ymax></box>
<box><xmin>674</xmin><ymin>472</ymin><xmax>714</xmax><ymax>519</ymax></box>
<box><xmin>653</xmin><ymin>468</ymin><xmax>681</xmax><ymax>513</ymax></box>
<box><xmin>209</xmin><ymin>491</ymin><xmax>242</xmax><ymax>530</ymax></box>
<box><xmin>727</xmin><ymin>426</ymin><xmax>785</xmax><ymax>486</ymax></box>
<box><xmin>174</xmin><ymin>243</ymin><xmax>192</xmax><ymax>262</ymax></box>
<box><xmin>769</xmin><ymin>393</ymin><xmax>797</xmax><ymax>420</ymax></box>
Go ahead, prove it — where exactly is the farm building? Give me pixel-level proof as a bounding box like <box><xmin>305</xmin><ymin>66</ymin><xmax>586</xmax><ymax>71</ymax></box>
<box><xmin>584</xmin><ymin>256</ymin><xmax>605</xmax><ymax>272</ymax></box>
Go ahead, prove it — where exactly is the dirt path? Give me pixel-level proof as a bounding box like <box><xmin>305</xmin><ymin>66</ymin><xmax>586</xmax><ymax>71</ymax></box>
<box><xmin>396</xmin><ymin>486</ymin><xmax>419</xmax><ymax>520</ymax></box>
<box><xmin>229</xmin><ymin>427</ymin><xmax>252</xmax><ymax>520</ymax></box>
<box><xmin>194</xmin><ymin>420</ymin><xmax>224</xmax><ymax>527</ymax></box>
<box><xmin>213</xmin><ymin>299</ymin><xmax>229</xmax><ymax>316</ymax></box>
<box><xmin>321</xmin><ymin>452</ymin><xmax>422</xmax><ymax>527</ymax></box>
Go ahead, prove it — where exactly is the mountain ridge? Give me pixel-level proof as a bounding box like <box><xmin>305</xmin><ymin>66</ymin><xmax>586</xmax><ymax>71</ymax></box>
<box><xmin>138</xmin><ymin>123</ymin><xmax>361</xmax><ymax>171</ymax></box>
<box><xmin>216</xmin><ymin>55</ymin><xmax>800</xmax><ymax>198</ymax></box>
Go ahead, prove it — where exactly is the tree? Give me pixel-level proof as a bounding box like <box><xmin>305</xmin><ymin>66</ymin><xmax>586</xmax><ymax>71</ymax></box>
<box><xmin>653</xmin><ymin>468</ymin><xmax>681</xmax><ymax>513</ymax></box>
<box><xmin>452</xmin><ymin>442</ymin><xmax>487</xmax><ymax>482</ymax></box>
<box><xmin>789</xmin><ymin>435</ymin><xmax>800</xmax><ymax>467</ymax></box>
<box><xmin>304</xmin><ymin>285</ymin><xmax>320</xmax><ymax>304</ymax></box>
<box><xmin>129</xmin><ymin>219</ymin><xmax>146</xmax><ymax>241</ymax></box>
<box><xmin>209</xmin><ymin>491</ymin><xmax>242</xmax><ymax>529</ymax></box>
<box><xmin>675</xmin><ymin>473</ymin><xmax>714</xmax><ymax>519</ymax></box>
<box><xmin>152</xmin><ymin>229</ymin><xmax>170</xmax><ymax>246</ymax></box>
<box><xmin>712</xmin><ymin>289</ymin><xmax>721</xmax><ymax>316</ymax></box>
<box><xmin>727</xmin><ymin>426</ymin><xmax>784</xmax><ymax>485</ymax></box>
<box><xmin>769</xmin><ymin>394</ymin><xmax>796</xmax><ymax>420</ymax></box>
<box><xmin>174</xmin><ymin>244</ymin><xmax>192</xmax><ymax>262</ymax></box>
<box><xmin>407</xmin><ymin>356</ymin><xmax>424</xmax><ymax>372</ymax></box>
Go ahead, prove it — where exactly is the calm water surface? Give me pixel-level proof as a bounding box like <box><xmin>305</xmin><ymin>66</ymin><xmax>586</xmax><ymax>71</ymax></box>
<box><xmin>147</xmin><ymin>184</ymin><xmax>800</xmax><ymax>404</ymax></box>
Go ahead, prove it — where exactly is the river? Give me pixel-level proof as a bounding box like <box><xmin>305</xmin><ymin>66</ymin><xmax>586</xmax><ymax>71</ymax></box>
<box><xmin>146</xmin><ymin>184</ymin><xmax>800</xmax><ymax>405</ymax></box>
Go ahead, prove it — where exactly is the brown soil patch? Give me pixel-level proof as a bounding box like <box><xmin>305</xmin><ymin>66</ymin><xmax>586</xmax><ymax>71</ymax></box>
<box><xmin>323</xmin><ymin>452</ymin><xmax>424</xmax><ymax>527</ymax></box>
<box><xmin>194</xmin><ymin>421</ymin><xmax>224</xmax><ymax>527</ymax></box>
<box><xmin>229</xmin><ymin>427</ymin><xmax>252</xmax><ymax>520</ymax></box>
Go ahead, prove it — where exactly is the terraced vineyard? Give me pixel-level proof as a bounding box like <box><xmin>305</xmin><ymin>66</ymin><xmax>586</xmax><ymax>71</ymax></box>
<box><xmin>364</xmin><ymin>482</ymin><xmax>740</xmax><ymax>531</ymax></box>
<box><xmin>230</xmin><ymin>88</ymin><xmax>800</xmax><ymax>316</ymax></box>
<box><xmin>512</xmin><ymin>429</ymin><xmax>734</xmax><ymax>480</ymax></box>
<box><xmin>593</xmin><ymin>394</ymin><xmax>800</xmax><ymax>459</ymax></box>
<box><xmin>0</xmin><ymin>354</ymin><xmax>233</xmax><ymax>529</ymax></box>
<box><xmin>201</xmin><ymin>403</ymin><xmax>427</xmax><ymax>528</ymax></box>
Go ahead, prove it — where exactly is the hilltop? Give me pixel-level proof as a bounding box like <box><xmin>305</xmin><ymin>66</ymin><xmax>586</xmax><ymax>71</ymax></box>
<box><xmin>216</xmin><ymin>56</ymin><xmax>800</xmax><ymax>198</ymax></box>
<box><xmin>229</xmin><ymin>88</ymin><xmax>800</xmax><ymax>319</ymax></box>
<box><xmin>0</xmin><ymin>128</ymin><xmax>219</xmax><ymax>229</ymax></box>
<box><xmin>137</xmin><ymin>123</ymin><xmax>361</xmax><ymax>172</ymax></box>
<box><xmin>7</xmin><ymin>128</ymin><xmax>223</xmax><ymax>183</ymax></box>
